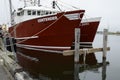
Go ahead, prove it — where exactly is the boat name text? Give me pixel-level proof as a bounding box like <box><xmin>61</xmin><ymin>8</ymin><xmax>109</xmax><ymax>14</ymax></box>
<box><xmin>38</xmin><ymin>16</ymin><xmax>57</xmax><ymax>23</ymax></box>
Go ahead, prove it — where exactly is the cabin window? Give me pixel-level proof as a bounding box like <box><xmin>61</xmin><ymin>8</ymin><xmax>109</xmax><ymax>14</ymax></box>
<box><xmin>28</xmin><ymin>10</ymin><xmax>31</xmax><ymax>15</ymax></box>
<box><xmin>37</xmin><ymin>11</ymin><xmax>40</xmax><ymax>15</ymax></box>
<box><xmin>17</xmin><ymin>13</ymin><xmax>21</xmax><ymax>16</ymax></box>
<box><xmin>32</xmin><ymin>10</ymin><xmax>36</xmax><ymax>15</ymax></box>
<box><xmin>21</xmin><ymin>11</ymin><xmax>24</xmax><ymax>15</ymax></box>
<box><xmin>53</xmin><ymin>12</ymin><xmax>55</xmax><ymax>14</ymax></box>
<box><xmin>42</xmin><ymin>11</ymin><xmax>45</xmax><ymax>15</ymax></box>
<box><xmin>40</xmin><ymin>11</ymin><xmax>43</xmax><ymax>15</ymax></box>
<box><xmin>46</xmin><ymin>11</ymin><xmax>48</xmax><ymax>15</ymax></box>
<box><xmin>17</xmin><ymin>10</ymin><xmax>24</xmax><ymax>16</ymax></box>
<box><xmin>50</xmin><ymin>12</ymin><xmax>52</xmax><ymax>14</ymax></box>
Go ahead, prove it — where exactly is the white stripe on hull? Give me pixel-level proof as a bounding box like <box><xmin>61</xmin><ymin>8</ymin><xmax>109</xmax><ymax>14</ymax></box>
<box><xmin>15</xmin><ymin>36</ymin><xmax>39</xmax><ymax>40</ymax></box>
<box><xmin>81</xmin><ymin>17</ymin><xmax>101</xmax><ymax>23</ymax></box>
<box><xmin>17</xmin><ymin>45</ymin><xmax>63</xmax><ymax>54</ymax></box>
<box><xmin>73</xmin><ymin>42</ymin><xmax>92</xmax><ymax>44</ymax></box>
<box><xmin>16</xmin><ymin>44</ymin><xmax>71</xmax><ymax>50</ymax></box>
<box><xmin>64</xmin><ymin>13</ymin><xmax>83</xmax><ymax>20</ymax></box>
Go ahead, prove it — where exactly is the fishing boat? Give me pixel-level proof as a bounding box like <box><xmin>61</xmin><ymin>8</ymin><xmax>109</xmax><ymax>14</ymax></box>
<box><xmin>9</xmin><ymin>0</ymin><xmax>85</xmax><ymax>52</ymax></box>
<box><xmin>78</xmin><ymin>17</ymin><xmax>101</xmax><ymax>47</ymax></box>
<box><xmin>8</xmin><ymin>0</ymin><xmax>100</xmax><ymax>75</ymax></box>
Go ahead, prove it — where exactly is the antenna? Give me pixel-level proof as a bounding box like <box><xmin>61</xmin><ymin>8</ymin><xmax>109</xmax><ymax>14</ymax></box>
<box><xmin>52</xmin><ymin>0</ymin><xmax>62</xmax><ymax>11</ymax></box>
<box><xmin>52</xmin><ymin>0</ymin><xmax>56</xmax><ymax>9</ymax></box>
<box><xmin>38</xmin><ymin>0</ymin><xmax>41</xmax><ymax>6</ymax></box>
<box><xmin>24</xmin><ymin>0</ymin><xmax>26</xmax><ymax>7</ymax></box>
<box><xmin>34</xmin><ymin>0</ymin><xmax>36</xmax><ymax>6</ymax></box>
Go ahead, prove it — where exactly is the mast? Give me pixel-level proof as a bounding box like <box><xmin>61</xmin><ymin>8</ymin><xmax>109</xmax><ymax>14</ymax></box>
<box><xmin>34</xmin><ymin>0</ymin><xmax>36</xmax><ymax>6</ymax></box>
<box><xmin>52</xmin><ymin>0</ymin><xmax>56</xmax><ymax>9</ymax></box>
<box><xmin>9</xmin><ymin>0</ymin><xmax>13</xmax><ymax>26</ymax></box>
<box><xmin>24</xmin><ymin>0</ymin><xmax>27</xmax><ymax>7</ymax></box>
<box><xmin>38</xmin><ymin>0</ymin><xmax>41</xmax><ymax>6</ymax></box>
<box><xmin>8</xmin><ymin>0</ymin><xmax>17</xmax><ymax>62</ymax></box>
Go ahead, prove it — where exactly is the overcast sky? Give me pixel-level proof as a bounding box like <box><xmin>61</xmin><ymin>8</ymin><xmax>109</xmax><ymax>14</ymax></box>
<box><xmin>0</xmin><ymin>0</ymin><xmax>120</xmax><ymax>32</ymax></box>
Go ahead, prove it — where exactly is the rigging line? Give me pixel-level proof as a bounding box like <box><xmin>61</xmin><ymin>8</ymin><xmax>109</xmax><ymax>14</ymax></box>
<box><xmin>16</xmin><ymin>12</ymin><xmax>67</xmax><ymax>44</ymax></box>
<box><xmin>58</xmin><ymin>0</ymin><xmax>80</xmax><ymax>10</ymax></box>
<box><xmin>57</xmin><ymin>2</ymin><xmax>73</xmax><ymax>11</ymax></box>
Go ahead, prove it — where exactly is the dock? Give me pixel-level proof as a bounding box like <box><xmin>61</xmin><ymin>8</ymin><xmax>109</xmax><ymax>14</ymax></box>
<box><xmin>63</xmin><ymin>47</ymin><xmax>110</xmax><ymax>56</ymax></box>
<box><xmin>0</xmin><ymin>50</ymin><xmax>33</xmax><ymax>80</ymax></box>
<box><xmin>63</xmin><ymin>28</ymin><xmax>110</xmax><ymax>63</ymax></box>
<box><xmin>0</xmin><ymin>60</ymin><xmax>13</xmax><ymax>80</ymax></box>
<box><xmin>0</xmin><ymin>38</ymin><xmax>33</xmax><ymax>80</ymax></box>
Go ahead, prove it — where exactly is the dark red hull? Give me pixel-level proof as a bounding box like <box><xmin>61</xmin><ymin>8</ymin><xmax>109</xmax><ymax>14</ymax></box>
<box><xmin>9</xmin><ymin>10</ymin><xmax>85</xmax><ymax>50</ymax></box>
<box><xmin>80</xmin><ymin>17</ymin><xmax>101</xmax><ymax>43</ymax></box>
<box><xmin>9</xmin><ymin>17</ymin><xmax>100</xmax><ymax>51</ymax></box>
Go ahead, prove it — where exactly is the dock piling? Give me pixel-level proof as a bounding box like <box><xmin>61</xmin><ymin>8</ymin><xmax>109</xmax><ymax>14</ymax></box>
<box><xmin>74</xmin><ymin>28</ymin><xmax>80</xmax><ymax>63</ymax></box>
<box><xmin>83</xmin><ymin>49</ymin><xmax>87</xmax><ymax>64</ymax></box>
<box><xmin>103</xmin><ymin>29</ymin><xmax>108</xmax><ymax>59</ymax></box>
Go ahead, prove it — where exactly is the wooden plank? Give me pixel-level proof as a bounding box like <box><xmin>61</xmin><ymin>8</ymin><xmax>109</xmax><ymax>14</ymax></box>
<box><xmin>63</xmin><ymin>47</ymin><xmax>110</xmax><ymax>56</ymax></box>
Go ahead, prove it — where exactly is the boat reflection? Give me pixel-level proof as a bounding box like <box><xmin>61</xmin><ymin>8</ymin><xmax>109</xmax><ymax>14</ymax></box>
<box><xmin>18</xmin><ymin>51</ymin><xmax>109</xmax><ymax>80</ymax></box>
<box><xmin>74</xmin><ymin>57</ymin><xmax>109</xmax><ymax>80</ymax></box>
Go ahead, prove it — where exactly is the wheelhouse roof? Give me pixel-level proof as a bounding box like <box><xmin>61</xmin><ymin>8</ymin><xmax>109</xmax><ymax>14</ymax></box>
<box><xmin>18</xmin><ymin>6</ymin><xmax>59</xmax><ymax>12</ymax></box>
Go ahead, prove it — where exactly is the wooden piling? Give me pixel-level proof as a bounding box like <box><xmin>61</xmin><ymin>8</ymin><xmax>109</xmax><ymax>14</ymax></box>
<box><xmin>103</xmin><ymin>29</ymin><xmax>108</xmax><ymax>59</ymax></box>
<box><xmin>83</xmin><ymin>49</ymin><xmax>87</xmax><ymax>64</ymax></box>
<box><xmin>74</xmin><ymin>28</ymin><xmax>80</xmax><ymax>63</ymax></box>
<box><xmin>102</xmin><ymin>56</ymin><xmax>107</xmax><ymax>80</ymax></box>
<box><xmin>74</xmin><ymin>63</ymin><xmax>80</xmax><ymax>80</ymax></box>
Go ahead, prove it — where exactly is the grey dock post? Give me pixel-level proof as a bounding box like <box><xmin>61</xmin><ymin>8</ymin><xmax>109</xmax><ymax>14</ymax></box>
<box><xmin>103</xmin><ymin>29</ymin><xmax>108</xmax><ymax>59</ymax></box>
<box><xmin>102</xmin><ymin>55</ymin><xmax>107</xmax><ymax>80</ymax></box>
<box><xmin>8</xmin><ymin>36</ymin><xmax>17</xmax><ymax>62</ymax></box>
<box><xmin>74</xmin><ymin>28</ymin><xmax>80</xmax><ymax>63</ymax></box>
<box><xmin>102</xmin><ymin>29</ymin><xmax>108</xmax><ymax>80</ymax></box>
<box><xmin>74</xmin><ymin>28</ymin><xmax>80</xmax><ymax>80</ymax></box>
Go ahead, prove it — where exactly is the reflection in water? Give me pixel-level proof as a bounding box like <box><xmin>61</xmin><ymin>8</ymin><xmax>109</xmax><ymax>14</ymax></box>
<box><xmin>76</xmin><ymin>57</ymin><xmax>109</xmax><ymax>80</ymax></box>
<box><xmin>102</xmin><ymin>58</ymin><xmax>107</xmax><ymax>80</ymax></box>
<box><xmin>18</xmin><ymin>51</ymin><xmax>109</xmax><ymax>80</ymax></box>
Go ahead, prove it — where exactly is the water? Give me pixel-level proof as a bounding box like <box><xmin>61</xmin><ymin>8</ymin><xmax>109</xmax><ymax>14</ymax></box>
<box><xmin>23</xmin><ymin>34</ymin><xmax>120</xmax><ymax>80</ymax></box>
<box><xmin>92</xmin><ymin>34</ymin><xmax>120</xmax><ymax>80</ymax></box>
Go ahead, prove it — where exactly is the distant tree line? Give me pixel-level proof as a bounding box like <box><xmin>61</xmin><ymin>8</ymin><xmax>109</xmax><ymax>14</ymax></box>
<box><xmin>97</xmin><ymin>31</ymin><xmax>120</xmax><ymax>35</ymax></box>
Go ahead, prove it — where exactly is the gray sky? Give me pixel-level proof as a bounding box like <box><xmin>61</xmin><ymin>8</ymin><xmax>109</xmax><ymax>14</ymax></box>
<box><xmin>0</xmin><ymin>0</ymin><xmax>120</xmax><ymax>32</ymax></box>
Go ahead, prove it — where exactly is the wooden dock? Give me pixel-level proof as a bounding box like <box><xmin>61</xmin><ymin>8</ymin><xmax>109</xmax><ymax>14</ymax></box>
<box><xmin>0</xmin><ymin>50</ymin><xmax>33</xmax><ymax>80</ymax></box>
<box><xmin>0</xmin><ymin>38</ymin><xmax>33</xmax><ymax>80</ymax></box>
<box><xmin>63</xmin><ymin>47</ymin><xmax>110</xmax><ymax>56</ymax></box>
<box><xmin>0</xmin><ymin>60</ymin><xmax>13</xmax><ymax>80</ymax></box>
<box><xmin>63</xmin><ymin>29</ymin><xmax>110</xmax><ymax>63</ymax></box>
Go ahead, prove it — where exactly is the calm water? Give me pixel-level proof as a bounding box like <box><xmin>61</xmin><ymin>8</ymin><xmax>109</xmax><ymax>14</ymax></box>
<box><xmin>92</xmin><ymin>34</ymin><xmax>120</xmax><ymax>80</ymax></box>
<box><xmin>27</xmin><ymin>34</ymin><xmax>120</xmax><ymax>80</ymax></box>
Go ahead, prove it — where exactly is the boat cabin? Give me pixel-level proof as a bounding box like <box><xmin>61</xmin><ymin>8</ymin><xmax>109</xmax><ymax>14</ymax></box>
<box><xmin>13</xmin><ymin>6</ymin><xmax>59</xmax><ymax>24</ymax></box>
